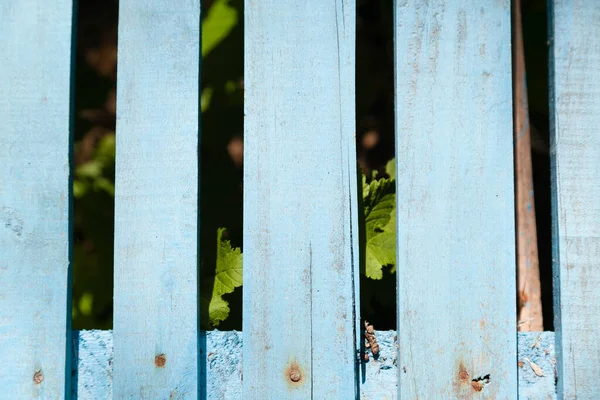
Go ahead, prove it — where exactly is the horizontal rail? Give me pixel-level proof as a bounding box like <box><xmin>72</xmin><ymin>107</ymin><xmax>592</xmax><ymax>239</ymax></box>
<box><xmin>71</xmin><ymin>330</ymin><xmax>556</xmax><ymax>399</ymax></box>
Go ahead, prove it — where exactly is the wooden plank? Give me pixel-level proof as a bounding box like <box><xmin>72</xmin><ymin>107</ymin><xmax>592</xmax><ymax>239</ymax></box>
<box><xmin>71</xmin><ymin>330</ymin><xmax>557</xmax><ymax>399</ymax></box>
<box><xmin>548</xmin><ymin>1</ymin><xmax>600</xmax><ymax>397</ymax></box>
<box><xmin>394</xmin><ymin>1</ymin><xmax>517</xmax><ymax>397</ymax></box>
<box><xmin>243</xmin><ymin>0</ymin><xmax>360</xmax><ymax>398</ymax></box>
<box><xmin>0</xmin><ymin>1</ymin><xmax>75</xmax><ymax>398</ymax></box>
<box><xmin>113</xmin><ymin>1</ymin><xmax>201</xmax><ymax>398</ymax></box>
<box><xmin>513</xmin><ymin>0</ymin><xmax>543</xmax><ymax>332</ymax></box>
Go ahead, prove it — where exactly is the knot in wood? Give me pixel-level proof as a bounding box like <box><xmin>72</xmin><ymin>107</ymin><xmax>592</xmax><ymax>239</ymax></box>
<box><xmin>289</xmin><ymin>369</ymin><xmax>301</xmax><ymax>382</ymax></box>
<box><xmin>33</xmin><ymin>370</ymin><xmax>44</xmax><ymax>384</ymax></box>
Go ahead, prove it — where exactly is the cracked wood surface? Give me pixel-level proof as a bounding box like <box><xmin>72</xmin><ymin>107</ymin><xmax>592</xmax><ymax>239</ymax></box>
<box><xmin>549</xmin><ymin>1</ymin><xmax>600</xmax><ymax>398</ymax></box>
<box><xmin>243</xmin><ymin>0</ymin><xmax>360</xmax><ymax>398</ymax></box>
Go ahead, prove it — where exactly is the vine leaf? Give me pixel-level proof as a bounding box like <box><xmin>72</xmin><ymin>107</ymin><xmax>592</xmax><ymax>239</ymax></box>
<box><xmin>209</xmin><ymin>227</ymin><xmax>243</xmax><ymax>326</ymax></box>
<box><xmin>385</xmin><ymin>158</ymin><xmax>396</xmax><ymax>180</ymax></box>
<box><xmin>363</xmin><ymin>168</ymin><xmax>396</xmax><ymax>279</ymax></box>
<box><xmin>202</xmin><ymin>0</ymin><xmax>238</xmax><ymax>57</ymax></box>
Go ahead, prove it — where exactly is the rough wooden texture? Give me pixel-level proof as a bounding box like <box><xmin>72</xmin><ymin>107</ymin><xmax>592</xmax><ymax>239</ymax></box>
<box><xmin>72</xmin><ymin>330</ymin><xmax>113</xmax><ymax>400</ymax></box>
<box><xmin>113</xmin><ymin>1</ymin><xmax>201</xmax><ymax>398</ymax></box>
<box><xmin>517</xmin><ymin>332</ymin><xmax>557</xmax><ymax>400</ymax></box>
<box><xmin>394</xmin><ymin>1</ymin><xmax>517</xmax><ymax>397</ymax></box>
<box><xmin>0</xmin><ymin>1</ymin><xmax>75</xmax><ymax>398</ymax></box>
<box><xmin>513</xmin><ymin>0</ymin><xmax>543</xmax><ymax>332</ymax></box>
<box><xmin>549</xmin><ymin>1</ymin><xmax>600</xmax><ymax>397</ymax></box>
<box><xmin>70</xmin><ymin>330</ymin><xmax>556</xmax><ymax>399</ymax></box>
<box><xmin>243</xmin><ymin>0</ymin><xmax>360</xmax><ymax>398</ymax></box>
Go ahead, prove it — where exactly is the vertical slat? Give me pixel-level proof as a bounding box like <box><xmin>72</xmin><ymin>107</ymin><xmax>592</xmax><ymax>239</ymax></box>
<box><xmin>243</xmin><ymin>1</ymin><xmax>359</xmax><ymax>398</ymax></box>
<box><xmin>549</xmin><ymin>1</ymin><xmax>600</xmax><ymax>397</ymax></box>
<box><xmin>394</xmin><ymin>1</ymin><xmax>516</xmax><ymax>397</ymax></box>
<box><xmin>113</xmin><ymin>1</ymin><xmax>201</xmax><ymax>398</ymax></box>
<box><xmin>0</xmin><ymin>1</ymin><xmax>75</xmax><ymax>398</ymax></box>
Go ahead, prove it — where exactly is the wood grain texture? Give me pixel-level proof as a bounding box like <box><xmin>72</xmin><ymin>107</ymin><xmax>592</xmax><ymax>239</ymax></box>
<box><xmin>393</xmin><ymin>1</ymin><xmax>517</xmax><ymax>397</ymax></box>
<box><xmin>113</xmin><ymin>1</ymin><xmax>201</xmax><ymax>398</ymax></box>
<box><xmin>243</xmin><ymin>1</ymin><xmax>360</xmax><ymax>398</ymax></box>
<box><xmin>70</xmin><ymin>330</ymin><xmax>557</xmax><ymax>399</ymax></box>
<box><xmin>549</xmin><ymin>1</ymin><xmax>600</xmax><ymax>397</ymax></box>
<box><xmin>513</xmin><ymin>0</ymin><xmax>543</xmax><ymax>332</ymax></box>
<box><xmin>0</xmin><ymin>1</ymin><xmax>75</xmax><ymax>398</ymax></box>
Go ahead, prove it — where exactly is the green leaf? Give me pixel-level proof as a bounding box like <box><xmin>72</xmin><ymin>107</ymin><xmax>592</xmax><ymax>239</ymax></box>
<box><xmin>202</xmin><ymin>0</ymin><xmax>238</xmax><ymax>57</ymax></box>
<box><xmin>385</xmin><ymin>158</ymin><xmax>396</xmax><ymax>180</ymax></box>
<box><xmin>78</xmin><ymin>292</ymin><xmax>94</xmax><ymax>316</ymax></box>
<box><xmin>76</xmin><ymin>160</ymin><xmax>103</xmax><ymax>179</ymax></box>
<box><xmin>362</xmin><ymin>166</ymin><xmax>396</xmax><ymax>279</ymax></box>
<box><xmin>96</xmin><ymin>134</ymin><xmax>116</xmax><ymax>163</ymax></box>
<box><xmin>201</xmin><ymin>87</ymin><xmax>214</xmax><ymax>113</ymax></box>
<box><xmin>73</xmin><ymin>179</ymin><xmax>89</xmax><ymax>198</ymax></box>
<box><xmin>209</xmin><ymin>227</ymin><xmax>243</xmax><ymax>326</ymax></box>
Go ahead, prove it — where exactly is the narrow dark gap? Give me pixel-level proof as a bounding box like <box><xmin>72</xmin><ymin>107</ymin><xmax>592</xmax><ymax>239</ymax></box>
<box><xmin>71</xmin><ymin>0</ymin><xmax>119</xmax><ymax>330</ymax></box>
<box><xmin>521</xmin><ymin>0</ymin><xmax>553</xmax><ymax>331</ymax></box>
<box><xmin>356</xmin><ymin>0</ymin><xmax>397</xmax><ymax>330</ymax></box>
<box><xmin>198</xmin><ymin>0</ymin><xmax>245</xmax><ymax>331</ymax></box>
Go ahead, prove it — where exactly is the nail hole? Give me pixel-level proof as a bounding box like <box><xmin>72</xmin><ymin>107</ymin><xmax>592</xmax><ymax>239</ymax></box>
<box><xmin>155</xmin><ymin>354</ymin><xmax>166</xmax><ymax>367</ymax></box>
<box><xmin>289</xmin><ymin>369</ymin><xmax>301</xmax><ymax>382</ymax></box>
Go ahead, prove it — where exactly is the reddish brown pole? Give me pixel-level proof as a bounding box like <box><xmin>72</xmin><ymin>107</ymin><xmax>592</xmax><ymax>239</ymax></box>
<box><xmin>513</xmin><ymin>0</ymin><xmax>543</xmax><ymax>331</ymax></box>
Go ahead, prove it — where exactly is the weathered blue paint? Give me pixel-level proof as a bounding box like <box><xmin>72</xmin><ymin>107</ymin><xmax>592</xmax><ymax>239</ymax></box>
<box><xmin>113</xmin><ymin>1</ymin><xmax>201</xmax><ymax>398</ymax></box>
<box><xmin>70</xmin><ymin>330</ymin><xmax>556</xmax><ymax>399</ymax></box>
<box><xmin>549</xmin><ymin>1</ymin><xmax>600</xmax><ymax>398</ymax></box>
<box><xmin>72</xmin><ymin>330</ymin><xmax>113</xmax><ymax>400</ymax></box>
<box><xmin>243</xmin><ymin>0</ymin><xmax>360</xmax><ymax>398</ymax></box>
<box><xmin>394</xmin><ymin>1</ymin><xmax>517</xmax><ymax>397</ymax></box>
<box><xmin>0</xmin><ymin>1</ymin><xmax>75</xmax><ymax>398</ymax></box>
<box><xmin>517</xmin><ymin>332</ymin><xmax>556</xmax><ymax>400</ymax></box>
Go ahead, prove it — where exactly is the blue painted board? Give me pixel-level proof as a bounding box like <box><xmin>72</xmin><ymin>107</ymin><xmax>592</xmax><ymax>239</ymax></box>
<box><xmin>113</xmin><ymin>1</ymin><xmax>201</xmax><ymax>398</ymax></box>
<box><xmin>0</xmin><ymin>1</ymin><xmax>75</xmax><ymax>398</ymax></box>
<box><xmin>549</xmin><ymin>1</ymin><xmax>600</xmax><ymax>398</ymax></box>
<box><xmin>70</xmin><ymin>330</ymin><xmax>557</xmax><ymax>399</ymax></box>
<box><xmin>243</xmin><ymin>0</ymin><xmax>360</xmax><ymax>398</ymax></box>
<box><xmin>394</xmin><ymin>1</ymin><xmax>517</xmax><ymax>397</ymax></box>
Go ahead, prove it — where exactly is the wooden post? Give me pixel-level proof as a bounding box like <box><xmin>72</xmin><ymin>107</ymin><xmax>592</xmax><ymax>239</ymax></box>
<box><xmin>513</xmin><ymin>0</ymin><xmax>544</xmax><ymax>332</ymax></box>
<box><xmin>549</xmin><ymin>1</ymin><xmax>600</xmax><ymax>397</ymax></box>
<box><xmin>243</xmin><ymin>0</ymin><xmax>361</xmax><ymax>398</ymax></box>
<box><xmin>113</xmin><ymin>1</ymin><xmax>202</xmax><ymax>397</ymax></box>
<box><xmin>0</xmin><ymin>1</ymin><xmax>75</xmax><ymax>397</ymax></box>
<box><xmin>394</xmin><ymin>1</ymin><xmax>517</xmax><ymax>396</ymax></box>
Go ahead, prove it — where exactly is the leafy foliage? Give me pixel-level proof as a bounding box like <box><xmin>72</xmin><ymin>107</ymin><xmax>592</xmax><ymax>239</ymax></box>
<box><xmin>202</xmin><ymin>0</ymin><xmax>239</xmax><ymax>58</ymax></box>
<box><xmin>207</xmin><ymin>228</ymin><xmax>243</xmax><ymax>326</ymax></box>
<box><xmin>74</xmin><ymin>134</ymin><xmax>116</xmax><ymax>199</ymax></box>
<box><xmin>362</xmin><ymin>166</ymin><xmax>396</xmax><ymax>279</ymax></box>
<box><xmin>72</xmin><ymin>133</ymin><xmax>116</xmax><ymax>329</ymax></box>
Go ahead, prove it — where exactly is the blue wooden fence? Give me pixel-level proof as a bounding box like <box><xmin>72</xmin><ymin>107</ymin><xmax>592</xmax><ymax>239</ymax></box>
<box><xmin>1</xmin><ymin>0</ymin><xmax>599</xmax><ymax>399</ymax></box>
